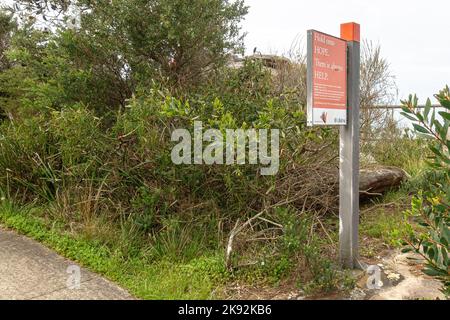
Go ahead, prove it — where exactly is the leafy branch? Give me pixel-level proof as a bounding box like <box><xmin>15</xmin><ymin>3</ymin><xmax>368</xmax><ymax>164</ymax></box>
<box><xmin>400</xmin><ymin>86</ymin><xmax>450</xmax><ymax>297</ymax></box>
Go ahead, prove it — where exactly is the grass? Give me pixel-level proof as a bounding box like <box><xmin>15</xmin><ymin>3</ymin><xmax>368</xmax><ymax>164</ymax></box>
<box><xmin>357</xmin><ymin>135</ymin><xmax>428</xmax><ymax>256</ymax></box>
<box><xmin>0</xmin><ymin>199</ymin><xmax>229</xmax><ymax>299</ymax></box>
<box><xmin>358</xmin><ymin>156</ymin><xmax>445</xmax><ymax>252</ymax></box>
<box><xmin>0</xmin><ymin>191</ymin><xmax>416</xmax><ymax>300</ymax></box>
<box><xmin>359</xmin><ymin>188</ymin><xmax>412</xmax><ymax>257</ymax></box>
<box><xmin>0</xmin><ymin>198</ymin><xmax>358</xmax><ymax>299</ymax></box>
<box><xmin>361</xmin><ymin>208</ymin><xmax>408</xmax><ymax>247</ymax></box>
<box><xmin>0</xmin><ymin>163</ymin><xmax>424</xmax><ymax>299</ymax></box>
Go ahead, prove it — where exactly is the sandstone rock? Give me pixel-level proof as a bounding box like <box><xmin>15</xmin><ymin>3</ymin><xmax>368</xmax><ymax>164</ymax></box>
<box><xmin>359</xmin><ymin>166</ymin><xmax>407</xmax><ymax>197</ymax></box>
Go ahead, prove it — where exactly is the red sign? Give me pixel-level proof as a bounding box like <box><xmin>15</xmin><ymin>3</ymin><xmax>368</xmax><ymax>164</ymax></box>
<box><xmin>307</xmin><ymin>30</ymin><xmax>347</xmax><ymax>125</ymax></box>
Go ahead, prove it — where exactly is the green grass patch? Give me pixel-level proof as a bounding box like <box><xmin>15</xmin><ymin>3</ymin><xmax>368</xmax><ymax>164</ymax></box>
<box><xmin>360</xmin><ymin>190</ymin><xmax>411</xmax><ymax>248</ymax></box>
<box><xmin>0</xmin><ymin>200</ymin><xmax>229</xmax><ymax>299</ymax></box>
<box><xmin>0</xmin><ymin>200</ymin><xmax>356</xmax><ymax>298</ymax></box>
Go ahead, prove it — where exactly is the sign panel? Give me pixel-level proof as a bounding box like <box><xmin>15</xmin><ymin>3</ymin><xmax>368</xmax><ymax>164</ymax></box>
<box><xmin>307</xmin><ymin>30</ymin><xmax>347</xmax><ymax>126</ymax></box>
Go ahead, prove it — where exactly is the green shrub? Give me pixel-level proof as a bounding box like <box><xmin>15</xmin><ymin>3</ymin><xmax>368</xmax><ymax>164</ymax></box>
<box><xmin>401</xmin><ymin>88</ymin><xmax>450</xmax><ymax>296</ymax></box>
<box><xmin>368</xmin><ymin>134</ymin><xmax>428</xmax><ymax>174</ymax></box>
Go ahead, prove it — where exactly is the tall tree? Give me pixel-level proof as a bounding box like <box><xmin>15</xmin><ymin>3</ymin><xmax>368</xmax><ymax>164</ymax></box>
<box><xmin>9</xmin><ymin>0</ymin><xmax>248</xmax><ymax>112</ymax></box>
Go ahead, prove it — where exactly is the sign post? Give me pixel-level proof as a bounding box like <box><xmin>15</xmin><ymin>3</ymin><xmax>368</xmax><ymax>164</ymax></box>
<box><xmin>339</xmin><ymin>22</ymin><xmax>360</xmax><ymax>269</ymax></box>
<box><xmin>307</xmin><ymin>23</ymin><xmax>361</xmax><ymax>269</ymax></box>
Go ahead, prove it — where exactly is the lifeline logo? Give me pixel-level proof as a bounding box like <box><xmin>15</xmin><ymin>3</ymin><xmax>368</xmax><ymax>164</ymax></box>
<box><xmin>171</xmin><ymin>121</ymin><xmax>279</xmax><ymax>175</ymax></box>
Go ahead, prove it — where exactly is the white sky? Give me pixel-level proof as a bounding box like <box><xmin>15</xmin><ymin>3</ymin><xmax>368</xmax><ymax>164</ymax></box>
<box><xmin>243</xmin><ymin>0</ymin><xmax>450</xmax><ymax>103</ymax></box>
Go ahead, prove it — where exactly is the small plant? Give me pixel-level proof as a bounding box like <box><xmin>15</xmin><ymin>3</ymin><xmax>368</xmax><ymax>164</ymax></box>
<box><xmin>403</xmin><ymin>192</ymin><xmax>449</xmax><ymax>293</ymax></box>
<box><xmin>401</xmin><ymin>87</ymin><xmax>450</xmax><ymax>296</ymax></box>
<box><xmin>275</xmin><ymin>207</ymin><xmax>342</xmax><ymax>293</ymax></box>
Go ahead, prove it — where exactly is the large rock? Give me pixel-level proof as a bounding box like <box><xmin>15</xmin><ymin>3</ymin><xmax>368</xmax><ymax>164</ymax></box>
<box><xmin>246</xmin><ymin>54</ymin><xmax>291</xmax><ymax>69</ymax></box>
<box><xmin>225</xmin><ymin>54</ymin><xmax>292</xmax><ymax>74</ymax></box>
<box><xmin>359</xmin><ymin>166</ymin><xmax>407</xmax><ymax>197</ymax></box>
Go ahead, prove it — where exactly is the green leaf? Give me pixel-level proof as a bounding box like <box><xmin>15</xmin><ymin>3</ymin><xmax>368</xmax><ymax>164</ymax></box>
<box><xmin>441</xmin><ymin>223</ymin><xmax>450</xmax><ymax>243</ymax></box>
<box><xmin>429</xmin><ymin>145</ymin><xmax>442</xmax><ymax>157</ymax></box>
<box><xmin>401</xmin><ymin>106</ymin><xmax>412</xmax><ymax>114</ymax></box>
<box><xmin>415</xmin><ymin>112</ymin><xmax>424</xmax><ymax>122</ymax></box>
<box><xmin>422</xmin><ymin>266</ymin><xmax>445</xmax><ymax>277</ymax></box>
<box><xmin>400</xmin><ymin>112</ymin><xmax>418</xmax><ymax>122</ymax></box>
<box><xmin>424</xmin><ymin>98</ymin><xmax>432</xmax><ymax>120</ymax></box>
<box><xmin>438</xmin><ymin>111</ymin><xmax>450</xmax><ymax>121</ymax></box>
<box><xmin>438</xmin><ymin>96</ymin><xmax>450</xmax><ymax>109</ymax></box>
<box><xmin>442</xmin><ymin>248</ymin><xmax>448</xmax><ymax>267</ymax></box>
<box><xmin>441</xmin><ymin>121</ymin><xmax>450</xmax><ymax>141</ymax></box>
<box><xmin>413</xmin><ymin>94</ymin><xmax>419</xmax><ymax>108</ymax></box>
<box><xmin>427</xmin><ymin>247</ymin><xmax>435</xmax><ymax>260</ymax></box>
<box><xmin>412</xmin><ymin>124</ymin><xmax>430</xmax><ymax>135</ymax></box>
<box><xmin>440</xmin><ymin>236</ymin><xmax>448</xmax><ymax>248</ymax></box>
<box><xmin>431</xmin><ymin>108</ymin><xmax>436</xmax><ymax>124</ymax></box>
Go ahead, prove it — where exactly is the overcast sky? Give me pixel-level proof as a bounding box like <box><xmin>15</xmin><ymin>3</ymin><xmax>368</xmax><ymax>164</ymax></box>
<box><xmin>243</xmin><ymin>0</ymin><xmax>450</xmax><ymax>103</ymax></box>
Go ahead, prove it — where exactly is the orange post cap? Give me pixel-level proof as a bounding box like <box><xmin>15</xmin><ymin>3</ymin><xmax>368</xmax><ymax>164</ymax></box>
<box><xmin>340</xmin><ymin>22</ymin><xmax>360</xmax><ymax>42</ymax></box>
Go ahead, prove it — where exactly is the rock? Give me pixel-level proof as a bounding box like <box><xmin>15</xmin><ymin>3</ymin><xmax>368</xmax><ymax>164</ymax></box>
<box><xmin>350</xmin><ymin>288</ymin><xmax>367</xmax><ymax>300</ymax></box>
<box><xmin>225</xmin><ymin>53</ymin><xmax>293</xmax><ymax>77</ymax></box>
<box><xmin>367</xmin><ymin>251</ymin><xmax>446</xmax><ymax>300</ymax></box>
<box><xmin>246</xmin><ymin>54</ymin><xmax>291</xmax><ymax>69</ymax></box>
<box><xmin>226</xmin><ymin>54</ymin><xmax>244</xmax><ymax>69</ymax></box>
<box><xmin>359</xmin><ymin>166</ymin><xmax>407</xmax><ymax>197</ymax></box>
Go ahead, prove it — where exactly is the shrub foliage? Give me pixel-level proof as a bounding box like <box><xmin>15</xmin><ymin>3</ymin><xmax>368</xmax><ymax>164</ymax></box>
<box><xmin>401</xmin><ymin>88</ymin><xmax>450</xmax><ymax>295</ymax></box>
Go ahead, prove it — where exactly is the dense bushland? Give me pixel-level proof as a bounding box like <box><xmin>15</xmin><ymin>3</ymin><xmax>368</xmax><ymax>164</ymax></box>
<box><xmin>0</xmin><ymin>1</ymin><xmax>438</xmax><ymax>297</ymax></box>
<box><xmin>0</xmin><ymin>3</ymin><xmax>345</xmax><ymax>293</ymax></box>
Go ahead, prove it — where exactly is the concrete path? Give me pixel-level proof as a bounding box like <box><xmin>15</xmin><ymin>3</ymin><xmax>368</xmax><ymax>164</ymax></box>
<box><xmin>366</xmin><ymin>251</ymin><xmax>446</xmax><ymax>300</ymax></box>
<box><xmin>0</xmin><ymin>226</ymin><xmax>134</xmax><ymax>300</ymax></box>
<box><xmin>350</xmin><ymin>250</ymin><xmax>446</xmax><ymax>300</ymax></box>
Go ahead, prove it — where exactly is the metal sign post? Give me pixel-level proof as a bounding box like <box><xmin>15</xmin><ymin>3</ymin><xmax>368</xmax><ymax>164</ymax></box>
<box><xmin>339</xmin><ymin>22</ymin><xmax>360</xmax><ymax>269</ymax></box>
<box><xmin>307</xmin><ymin>22</ymin><xmax>361</xmax><ymax>269</ymax></box>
